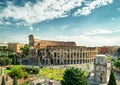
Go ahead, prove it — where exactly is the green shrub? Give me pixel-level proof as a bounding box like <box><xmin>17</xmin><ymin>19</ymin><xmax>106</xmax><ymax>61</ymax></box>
<box><xmin>61</xmin><ymin>67</ymin><xmax>88</xmax><ymax>85</ymax></box>
<box><xmin>0</xmin><ymin>59</ymin><xmax>6</xmax><ymax>66</ymax></box>
<box><xmin>32</xmin><ymin>68</ymin><xmax>39</xmax><ymax>74</ymax></box>
<box><xmin>6</xmin><ymin>66</ymin><xmax>12</xmax><ymax>70</ymax></box>
<box><xmin>22</xmin><ymin>67</ymin><xmax>39</xmax><ymax>74</ymax></box>
<box><xmin>9</xmin><ymin>67</ymin><xmax>24</xmax><ymax>79</ymax></box>
<box><xmin>0</xmin><ymin>57</ymin><xmax>11</xmax><ymax>66</ymax></box>
<box><xmin>24</xmin><ymin>72</ymin><xmax>28</xmax><ymax>79</ymax></box>
<box><xmin>4</xmin><ymin>57</ymin><xmax>12</xmax><ymax>65</ymax></box>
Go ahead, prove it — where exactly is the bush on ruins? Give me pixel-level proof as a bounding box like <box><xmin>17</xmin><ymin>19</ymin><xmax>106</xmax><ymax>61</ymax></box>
<box><xmin>9</xmin><ymin>67</ymin><xmax>25</xmax><ymax>79</ymax></box>
<box><xmin>22</xmin><ymin>66</ymin><xmax>39</xmax><ymax>74</ymax></box>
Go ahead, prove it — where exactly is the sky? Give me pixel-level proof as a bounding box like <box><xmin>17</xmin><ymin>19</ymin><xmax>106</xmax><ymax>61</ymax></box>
<box><xmin>0</xmin><ymin>0</ymin><xmax>120</xmax><ymax>47</ymax></box>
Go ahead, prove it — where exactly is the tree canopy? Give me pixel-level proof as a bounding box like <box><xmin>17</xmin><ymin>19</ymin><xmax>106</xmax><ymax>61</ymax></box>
<box><xmin>114</xmin><ymin>60</ymin><xmax>120</xmax><ymax>69</ymax></box>
<box><xmin>0</xmin><ymin>57</ymin><xmax>11</xmax><ymax>66</ymax></box>
<box><xmin>108</xmin><ymin>71</ymin><xmax>117</xmax><ymax>85</ymax></box>
<box><xmin>117</xmin><ymin>48</ymin><xmax>120</xmax><ymax>56</ymax></box>
<box><xmin>20</xmin><ymin>44</ymin><xmax>30</xmax><ymax>58</ymax></box>
<box><xmin>105</xmin><ymin>56</ymin><xmax>111</xmax><ymax>61</ymax></box>
<box><xmin>61</xmin><ymin>67</ymin><xmax>88</xmax><ymax>85</ymax></box>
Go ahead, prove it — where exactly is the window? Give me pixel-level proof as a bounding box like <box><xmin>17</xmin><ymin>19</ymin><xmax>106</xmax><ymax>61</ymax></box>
<box><xmin>54</xmin><ymin>53</ymin><xmax>57</xmax><ymax>57</ymax></box>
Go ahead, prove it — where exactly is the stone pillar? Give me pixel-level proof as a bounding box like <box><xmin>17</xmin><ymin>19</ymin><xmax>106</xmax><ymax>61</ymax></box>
<box><xmin>79</xmin><ymin>51</ymin><xmax>80</xmax><ymax>64</ymax></box>
<box><xmin>69</xmin><ymin>50</ymin><xmax>71</xmax><ymax>64</ymax></box>
<box><xmin>0</xmin><ymin>67</ymin><xmax>1</xmax><ymax>75</ymax></box>
<box><xmin>1</xmin><ymin>68</ymin><xmax>4</xmax><ymax>75</ymax></box>
<box><xmin>48</xmin><ymin>59</ymin><xmax>50</xmax><ymax>65</ymax></box>
<box><xmin>62</xmin><ymin>59</ymin><xmax>64</xmax><ymax>65</ymax></box>
<box><xmin>88</xmin><ymin>59</ymin><xmax>89</xmax><ymax>63</ymax></box>
<box><xmin>45</xmin><ymin>59</ymin><xmax>46</xmax><ymax>65</ymax></box>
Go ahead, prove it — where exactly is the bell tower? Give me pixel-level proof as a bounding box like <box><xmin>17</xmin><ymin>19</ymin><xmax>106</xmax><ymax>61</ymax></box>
<box><xmin>29</xmin><ymin>34</ymin><xmax>34</xmax><ymax>47</ymax></box>
<box><xmin>29</xmin><ymin>35</ymin><xmax>36</xmax><ymax>57</ymax></box>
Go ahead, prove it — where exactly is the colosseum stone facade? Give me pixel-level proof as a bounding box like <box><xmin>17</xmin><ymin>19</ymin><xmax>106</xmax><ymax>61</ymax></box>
<box><xmin>29</xmin><ymin>35</ymin><xmax>98</xmax><ymax>65</ymax></box>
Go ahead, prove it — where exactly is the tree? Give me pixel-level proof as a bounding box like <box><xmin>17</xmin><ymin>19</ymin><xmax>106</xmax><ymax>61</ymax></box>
<box><xmin>20</xmin><ymin>44</ymin><xmax>30</xmax><ymax>58</ymax></box>
<box><xmin>105</xmin><ymin>56</ymin><xmax>111</xmax><ymax>62</ymax></box>
<box><xmin>108</xmin><ymin>71</ymin><xmax>117</xmax><ymax>85</ymax></box>
<box><xmin>0</xmin><ymin>58</ymin><xmax>6</xmax><ymax>66</ymax></box>
<box><xmin>8</xmin><ymin>54</ymin><xmax>14</xmax><ymax>59</ymax></box>
<box><xmin>13</xmin><ymin>76</ymin><xmax>18</xmax><ymax>85</ymax></box>
<box><xmin>4</xmin><ymin>57</ymin><xmax>12</xmax><ymax>65</ymax></box>
<box><xmin>0</xmin><ymin>57</ymin><xmax>11</xmax><ymax>66</ymax></box>
<box><xmin>0</xmin><ymin>54</ymin><xmax>7</xmax><ymax>58</ymax></box>
<box><xmin>61</xmin><ymin>67</ymin><xmax>88</xmax><ymax>85</ymax></box>
<box><xmin>12</xmin><ymin>55</ymin><xmax>17</xmax><ymax>65</ymax></box>
<box><xmin>0</xmin><ymin>46</ymin><xmax>6</xmax><ymax>52</ymax></box>
<box><xmin>114</xmin><ymin>60</ymin><xmax>120</xmax><ymax>69</ymax></box>
<box><xmin>1</xmin><ymin>76</ymin><xmax>6</xmax><ymax>85</ymax></box>
<box><xmin>117</xmin><ymin>48</ymin><xmax>120</xmax><ymax>56</ymax></box>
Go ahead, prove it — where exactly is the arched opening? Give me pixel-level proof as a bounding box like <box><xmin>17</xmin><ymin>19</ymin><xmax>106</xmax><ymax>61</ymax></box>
<box><xmin>77</xmin><ymin>60</ymin><xmax>79</xmax><ymax>64</ymax></box>
<box><xmin>71</xmin><ymin>60</ymin><xmax>73</xmax><ymax>64</ymax></box>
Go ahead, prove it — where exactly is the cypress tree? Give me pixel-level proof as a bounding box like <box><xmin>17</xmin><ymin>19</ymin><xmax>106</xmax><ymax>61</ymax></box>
<box><xmin>13</xmin><ymin>76</ymin><xmax>18</xmax><ymax>85</ymax></box>
<box><xmin>108</xmin><ymin>71</ymin><xmax>117</xmax><ymax>85</ymax></box>
<box><xmin>1</xmin><ymin>76</ymin><xmax>6</xmax><ymax>85</ymax></box>
<box><xmin>13</xmin><ymin>56</ymin><xmax>16</xmax><ymax>65</ymax></box>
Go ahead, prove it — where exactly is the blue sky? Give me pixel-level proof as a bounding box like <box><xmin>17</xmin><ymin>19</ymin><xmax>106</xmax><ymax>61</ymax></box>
<box><xmin>0</xmin><ymin>0</ymin><xmax>120</xmax><ymax>46</ymax></box>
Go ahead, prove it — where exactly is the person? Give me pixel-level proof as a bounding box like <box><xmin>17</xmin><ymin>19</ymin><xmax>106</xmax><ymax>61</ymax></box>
<box><xmin>30</xmin><ymin>81</ymin><xmax>34</xmax><ymax>85</ymax></box>
<box><xmin>6</xmin><ymin>76</ymin><xmax>9</xmax><ymax>81</ymax></box>
<box><xmin>49</xmin><ymin>78</ymin><xmax>54</xmax><ymax>85</ymax></box>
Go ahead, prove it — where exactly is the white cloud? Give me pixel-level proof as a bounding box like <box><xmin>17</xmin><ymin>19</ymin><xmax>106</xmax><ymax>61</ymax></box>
<box><xmin>73</xmin><ymin>0</ymin><xmax>113</xmax><ymax>16</ymax></box>
<box><xmin>3</xmin><ymin>29</ymin><xmax>119</xmax><ymax>46</ymax></box>
<box><xmin>114</xmin><ymin>30</ymin><xmax>120</xmax><ymax>32</ymax></box>
<box><xmin>0</xmin><ymin>0</ymin><xmax>113</xmax><ymax>26</ymax></box>
<box><xmin>55</xmin><ymin>34</ymin><xmax>120</xmax><ymax>47</ymax></box>
<box><xmin>0</xmin><ymin>35</ymin><xmax>28</xmax><ymax>44</ymax></box>
<box><xmin>0</xmin><ymin>0</ymin><xmax>84</xmax><ymax>25</ymax></box>
<box><xmin>5</xmin><ymin>22</ymin><xmax>12</xmax><ymax>25</ymax></box>
<box><xmin>83</xmin><ymin>29</ymin><xmax>113</xmax><ymax>36</ymax></box>
<box><xmin>41</xmin><ymin>29</ymin><xmax>120</xmax><ymax>46</ymax></box>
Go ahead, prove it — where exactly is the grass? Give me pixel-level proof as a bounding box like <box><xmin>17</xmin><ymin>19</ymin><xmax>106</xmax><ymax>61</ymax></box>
<box><xmin>4</xmin><ymin>65</ymin><xmax>64</xmax><ymax>81</ymax></box>
<box><xmin>3</xmin><ymin>65</ymin><xmax>87</xmax><ymax>82</ymax></box>
<box><xmin>4</xmin><ymin>69</ymin><xmax>11</xmax><ymax>74</ymax></box>
<box><xmin>39</xmin><ymin>68</ymin><xmax>64</xmax><ymax>81</ymax></box>
<box><xmin>4</xmin><ymin>65</ymin><xmax>23</xmax><ymax>74</ymax></box>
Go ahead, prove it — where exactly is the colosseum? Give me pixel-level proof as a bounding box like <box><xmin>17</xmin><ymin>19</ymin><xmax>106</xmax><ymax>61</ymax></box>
<box><xmin>29</xmin><ymin>35</ymin><xmax>98</xmax><ymax>65</ymax></box>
